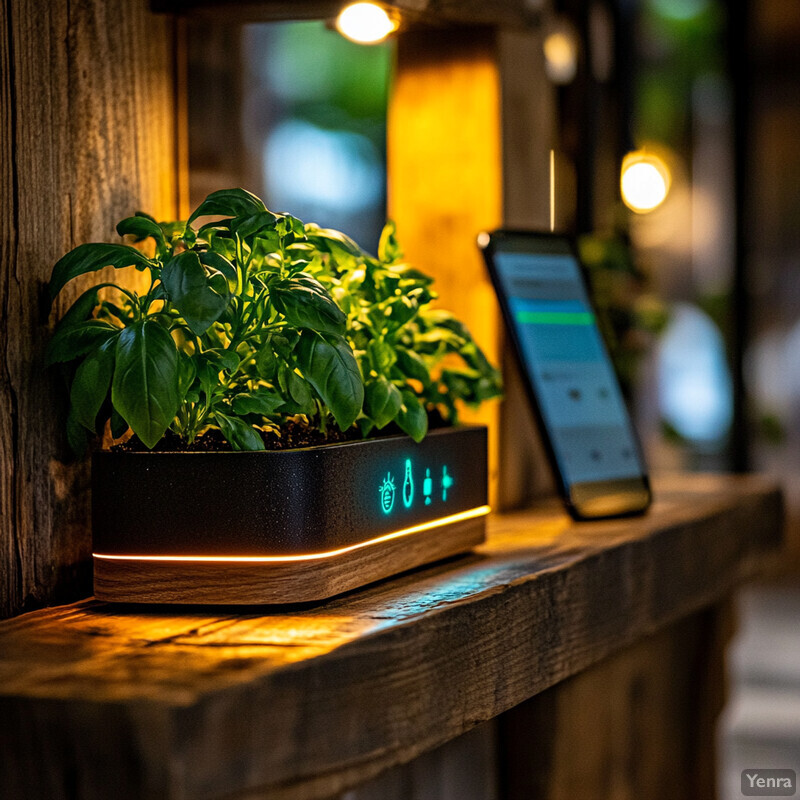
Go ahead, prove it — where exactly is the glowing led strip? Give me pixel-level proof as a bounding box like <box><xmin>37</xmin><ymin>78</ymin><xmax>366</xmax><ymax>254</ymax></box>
<box><xmin>93</xmin><ymin>505</ymin><xmax>491</xmax><ymax>564</ymax></box>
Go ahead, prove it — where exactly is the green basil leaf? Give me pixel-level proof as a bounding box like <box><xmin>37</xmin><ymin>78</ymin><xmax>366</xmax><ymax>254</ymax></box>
<box><xmin>396</xmin><ymin>390</ymin><xmax>428</xmax><ymax>442</ymax></box>
<box><xmin>230</xmin><ymin>211</ymin><xmax>278</xmax><ymax>240</ymax></box>
<box><xmin>112</xmin><ymin>320</ymin><xmax>179</xmax><ymax>449</ymax></box>
<box><xmin>286</xmin><ymin>369</ymin><xmax>314</xmax><ymax>414</ymax></box>
<box><xmin>422</xmin><ymin>309</ymin><xmax>472</xmax><ymax>340</ymax></box>
<box><xmin>177</xmin><ymin>351</ymin><xmax>196</xmax><ymax>401</ymax></box>
<box><xmin>70</xmin><ymin>338</ymin><xmax>116</xmax><ymax>431</ymax></box>
<box><xmin>295</xmin><ymin>330</ymin><xmax>363</xmax><ymax>431</ymax></box>
<box><xmin>231</xmin><ymin>391</ymin><xmax>284</xmax><ymax>416</ymax></box>
<box><xmin>110</xmin><ymin>407</ymin><xmax>128</xmax><ymax>439</ymax></box>
<box><xmin>204</xmin><ymin>348</ymin><xmax>239</xmax><ymax>372</ymax></box>
<box><xmin>357</xmin><ymin>417</ymin><xmax>375</xmax><ymax>438</ymax></box>
<box><xmin>367</xmin><ymin>338</ymin><xmax>397</xmax><ymax>373</ymax></box>
<box><xmin>304</xmin><ymin>225</ymin><xmax>363</xmax><ymax>258</ymax></box>
<box><xmin>46</xmin><ymin>320</ymin><xmax>119</xmax><ymax>366</ymax></box>
<box><xmin>395</xmin><ymin>348</ymin><xmax>431</xmax><ymax>386</ymax></box>
<box><xmin>49</xmin><ymin>243</ymin><xmax>153</xmax><ymax>302</ymax></box>
<box><xmin>161</xmin><ymin>250</ymin><xmax>228</xmax><ymax>335</ymax></box>
<box><xmin>270</xmin><ymin>330</ymin><xmax>299</xmax><ymax>358</ymax></box>
<box><xmin>196</xmin><ymin>360</ymin><xmax>219</xmax><ymax>402</ymax></box>
<box><xmin>214</xmin><ymin>411</ymin><xmax>265</xmax><ymax>451</ymax></box>
<box><xmin>271</xmin><ymin>273</ymin><xmax>346</xmax><ymax>335</ymax></box>
<box><xmin>250</xmin><ymin>231</ymin><xmax>282</xmax><ymax>264</ymax></box>
<box><xmin>378</xmin><ymin>295</ymin><xmax>420</xmax><ymax>329</ymax></box>
<box><xmin>255</xmin><ymin>341</ymin><xmax>277</xmax><ymax>379</ymax></box>
<box><xmin>187</xmin><ymin>188</ymin><xmax>266</xmax><ymax>226</ymax></box>
<box><xmin>53</xmin><ymin>286</ymin><xmax>99</xmax><ymax>333</ymax></box>
<box><xmin>364</xmin><ymin>376</ymin><xmax>402</xmax><ymax>428</ymax></box>
<box><xmin>198</xmin><ymin>250</ymin><xmax>237</xmax><ymax>284</ymax></box>
<box><xmin>378</xmin><ymin>221</ymin><xmax>403</xmax><ymax>264</ymax></box>
<box><xmin>116</xmin><ymin>216</ymin><xmax>166</xmax><ymax>250</ymax></box>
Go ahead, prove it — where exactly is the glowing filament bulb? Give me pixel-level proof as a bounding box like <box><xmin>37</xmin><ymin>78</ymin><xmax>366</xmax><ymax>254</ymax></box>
<box><xmin>336</xmin><ymin>3</ymin><xmax>396</xmax><ymax>44</ymax></box>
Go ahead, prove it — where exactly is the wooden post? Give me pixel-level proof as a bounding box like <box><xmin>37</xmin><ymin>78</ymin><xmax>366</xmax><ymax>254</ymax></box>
<box><xmin>388</xmin><ymin>24</ymin><xmax>557</xmax><ymax>510</ymax></box>
<box><xmin>0</xmin><ymin>0</ymin><xmax>179</xmax><ymax>618</ymax></box>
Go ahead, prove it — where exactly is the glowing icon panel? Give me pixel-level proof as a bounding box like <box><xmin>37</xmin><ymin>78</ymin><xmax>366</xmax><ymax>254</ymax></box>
<box><xmin>378</xmin><ymin>461</ymin><xmax>457</xmax><ymax>514</ymax></box>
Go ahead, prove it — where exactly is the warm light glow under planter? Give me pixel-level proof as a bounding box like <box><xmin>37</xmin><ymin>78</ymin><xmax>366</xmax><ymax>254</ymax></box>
<box><xmin>92</xmin><ymin>425</ymin><xmax>488</xmax><ymax>604</ymax></box>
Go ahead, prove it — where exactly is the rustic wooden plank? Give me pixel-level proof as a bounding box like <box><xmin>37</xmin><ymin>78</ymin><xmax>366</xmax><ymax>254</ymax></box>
<box><xmin>0</xmin><ymin>475</ymin><xmax>783</xmax><ymax>800</ymax></box>
<box><xmin>498</xmin><ymin>605</ymin><xmax>734</xmax><ymax>800</ymax></box>
<box><xmin>0</xmin><ymin>0</ymin><xmax>178</xmax><ymax>618</ymax></box>
<box><xmin>341</xmin><ymin>722</ymin><xmax>498</xmax><ymax>800</ymax></box>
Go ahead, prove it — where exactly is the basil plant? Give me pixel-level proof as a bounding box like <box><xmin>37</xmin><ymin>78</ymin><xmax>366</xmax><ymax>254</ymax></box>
<box><xmin>47</xmin><ymin>188</ymin><xmax>502</xmax><ymax>453</ymax></box>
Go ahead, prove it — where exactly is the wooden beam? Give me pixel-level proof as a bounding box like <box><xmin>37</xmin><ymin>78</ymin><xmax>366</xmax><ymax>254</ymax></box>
<box><xmin>0</xmin><ymin>0</ymin><xmax>179</xmax><ymax>618</ymax></box>
<box><xmin>149</xmin><ymin>0</ymin><xmax>541</xmax><ymax>28</ymax></box>
<box><xmin>388</xmin><ymin>26</ymin><xmax>505</xmax><ymax>505</ymax></box>
<box><xmin>0</xmin><ymin>475</ymin><xmax>782</xmax><ymax>800</ymax></box>
<box><xmin>388</xmin><ymin>26</ymin><xmax>558</xmax><ymax>510</ymax></box>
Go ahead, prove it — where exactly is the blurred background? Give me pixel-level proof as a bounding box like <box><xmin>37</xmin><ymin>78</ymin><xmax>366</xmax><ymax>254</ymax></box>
<box><xmin>184</xmin><ymin>2</ymin><xmax>800</xmax><ymax>795</ymax></box>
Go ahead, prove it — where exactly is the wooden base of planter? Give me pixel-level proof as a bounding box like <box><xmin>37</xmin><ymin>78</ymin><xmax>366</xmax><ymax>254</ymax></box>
<box><xmin>93</xmin><ymin>512</ymin><xmax>487</xmax><ymax>605</ymax></box>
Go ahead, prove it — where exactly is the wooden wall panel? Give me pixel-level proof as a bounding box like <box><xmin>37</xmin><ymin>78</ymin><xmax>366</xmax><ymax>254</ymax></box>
<box><xmin>0</xmin><ymin>0</ymin><xmax>178</xmax><ymax>618</ymax></box>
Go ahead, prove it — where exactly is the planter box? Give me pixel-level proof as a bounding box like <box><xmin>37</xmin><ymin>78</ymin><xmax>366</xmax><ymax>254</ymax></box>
<box><xmin>92</xmin><ymin>425</ymin><xmax>489</xmax><ymax>604</ymax></box>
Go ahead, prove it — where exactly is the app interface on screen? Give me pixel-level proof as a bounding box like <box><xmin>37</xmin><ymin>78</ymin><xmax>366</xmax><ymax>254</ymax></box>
<box><xmin>494</xmin><ymin>245</ymin><xmax>643</xmax><ymax>485</ymax></box>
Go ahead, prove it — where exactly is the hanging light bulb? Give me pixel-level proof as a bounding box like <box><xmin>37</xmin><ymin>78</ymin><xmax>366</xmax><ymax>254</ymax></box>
<box><xmin>620</xmin><ymin>150</ymin><xmax>672</xmax><ymax>213</ymax></box>
<box><xmin>336</xmin><ymin>3</ymin><xmax>397</xmax><ymax>44</ymax></box>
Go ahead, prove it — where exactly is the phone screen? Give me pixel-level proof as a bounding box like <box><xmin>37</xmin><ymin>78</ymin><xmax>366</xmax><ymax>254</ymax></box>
<box><xmin>482</xmin><ymin>232</ymin><xmax>650</xmax><ymax>517</ymax></box>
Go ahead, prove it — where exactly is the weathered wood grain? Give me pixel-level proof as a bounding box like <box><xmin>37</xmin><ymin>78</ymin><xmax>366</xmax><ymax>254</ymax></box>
<box><xmin>94</xmin><ymin>516</ymin><xmax>486</xmax><ymax>604</ymax></box>
<box><xmin>0</xmin><ymin>474</ymin><xmax>783</xmax><ymax>800</ymax></box>
<box><xmin>0</xmin><ymin>0</ymin><xmax>178</xmax><ymax>618</ymax></box>
<box><xmin>499</xmin><ymin>603</ymin><xmax>736</xmax><ymax>800</ymax></box>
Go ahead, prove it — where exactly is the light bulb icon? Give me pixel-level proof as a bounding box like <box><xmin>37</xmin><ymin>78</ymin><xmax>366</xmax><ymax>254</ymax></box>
<box><xmin>402</xmin><ymin>459</ymin><xmax>414</xmax><ymax>508</ymax></box>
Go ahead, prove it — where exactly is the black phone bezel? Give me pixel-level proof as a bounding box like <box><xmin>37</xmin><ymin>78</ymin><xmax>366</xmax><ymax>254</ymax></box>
<box><xmin>479</xmin><ymin>228</ymin><xmax>652</xmax><ymax>520</ymax></box>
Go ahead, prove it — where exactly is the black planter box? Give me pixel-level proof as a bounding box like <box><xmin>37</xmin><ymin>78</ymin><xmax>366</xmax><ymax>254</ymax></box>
<box><xmin>92</xmin><ymin>425</ymin><xmax>489</xmax><ymax>604</ymax></box>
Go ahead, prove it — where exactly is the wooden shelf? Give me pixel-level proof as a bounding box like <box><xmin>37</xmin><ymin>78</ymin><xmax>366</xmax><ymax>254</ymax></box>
<box><xmin>0</xmin><ymin>474</ymin><xmax>783</xmax><ymax>800</ymax></box>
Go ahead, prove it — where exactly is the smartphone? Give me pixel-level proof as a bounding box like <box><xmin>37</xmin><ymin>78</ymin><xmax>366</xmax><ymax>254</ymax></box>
<box><xmin>479</xmin><ymin>229</ymin><xmax>651</xmax><ymax>519</ymax></box>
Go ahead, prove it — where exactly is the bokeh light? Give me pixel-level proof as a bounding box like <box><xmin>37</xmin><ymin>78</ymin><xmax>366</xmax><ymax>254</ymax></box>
<box><xmin>620</xmin><ymin>151</ymin><xmax>672</xmax><ymax>213</ymax></box>
<box><xmin>544</xmin><ymin>29</ymin><xmax>579</xmax><ymax>84</ymax></box>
